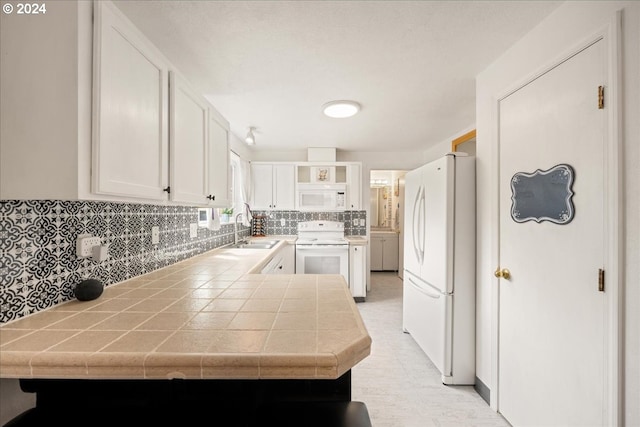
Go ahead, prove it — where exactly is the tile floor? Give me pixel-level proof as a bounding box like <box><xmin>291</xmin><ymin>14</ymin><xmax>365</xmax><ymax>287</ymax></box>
<box><xmin>351</xmin><ymin>272</ymin><xmax>511</xmax><ymax>427</ymax></box>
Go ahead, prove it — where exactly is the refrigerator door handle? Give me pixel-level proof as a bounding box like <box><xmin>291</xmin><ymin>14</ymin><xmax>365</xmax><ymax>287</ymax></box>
<box><xmin>408</xmin><ymin>276</ymin><xmax>441</xmax><ymax>299</ymax></box>
<box><xmin>412</xmin><ymin>185</ymin><xmax>422</xmax><ymax>263</ymax></box>
<box><xmin>418</xmin><ymin>185</ymin><xmax>426</xmax><ymax>264</ymax></box>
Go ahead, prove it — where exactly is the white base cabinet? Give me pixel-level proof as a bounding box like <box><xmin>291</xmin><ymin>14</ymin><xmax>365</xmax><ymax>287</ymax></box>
<box><xmin>350</xmin><ymin>244</ymin><xmax>367</xmax><ymax>301</ymax></box>
<box><xmin>370</xmin><ymin>232</ymin><xmax>399</xmax><ymax>271</ymax></box>
<box><xmin>261</xmin><ymin>243</ymin><xmax>295</xmax><ymax>274</ymax></box>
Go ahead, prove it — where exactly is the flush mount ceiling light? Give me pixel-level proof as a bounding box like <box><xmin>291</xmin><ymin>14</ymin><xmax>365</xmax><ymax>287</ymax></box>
<box><xmin>245</xmin><ymin>127</ymin><xmax>255</xmax><ymax>145</ymax></box>
<box><xmin>322</xmin><ymin>100</ymin><xmax>361</xmax><ymax>118</ymax></box>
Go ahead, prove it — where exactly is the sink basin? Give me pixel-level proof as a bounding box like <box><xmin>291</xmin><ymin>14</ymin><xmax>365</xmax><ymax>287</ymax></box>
<box><xmin>227</xmin><ymin>240</ymin><xmax>279</xmax><ymax>249</ymax></box>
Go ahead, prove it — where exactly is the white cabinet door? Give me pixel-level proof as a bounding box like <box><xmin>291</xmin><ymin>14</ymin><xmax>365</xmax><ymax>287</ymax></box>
<box><xmin>350</xmin><ymin>244</ymin><xmax>366</xmax><ymax>299</ymax></box>
<box><xmin>273</xmin><ymin>164</ymin><xmax>295</xmax><ymax>210</ymax></box>
<box><xmin>169</xmin><ymin>71</ymin><xmax>208</xmax><ymax>205</ymax></box>
<box><xmin>370</xmin><ymin>236</ymin><xmax>383</xmax><ymax>271</ymax></box>
<box><xmin>251</xmin><ymin>164</ymin><xmax>275</xmax><ymax>209</ymax></box>
<box><xmin>92</xmin><ymin>0</ymin><xmax>169</xmax><ymax>200</ymax></box>
<box><xmin>280</xmin><ymin>244</ymin><xmax>296</xmax><ymax>274</ymax></box>
<box><xmin>251</xmin><ymin>163</ymin><xmax>295</xmax><ymax>210</ymax></box>
<box><xmin>207</xmin><ymin>108</ymin><xmax>230</xmax><ymax>207</ymax></box>
<box><xmin>382</xmin><ymin>234</ymin><xmax>399</xmax><ymax>271</ymax></box>
<box><xmin>347</xmin><ymin>163</ymin><xmax>362</xmax><ymax>210</ymax></box>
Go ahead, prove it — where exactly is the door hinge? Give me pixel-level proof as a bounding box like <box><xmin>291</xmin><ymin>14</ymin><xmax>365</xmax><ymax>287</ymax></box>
<box><xmin>598</xmin><ymin>268</ymin><xmax>605</xmax><ymax>292</ymax></box>
<box><xmin>598</xmin><ymin>86</ymin><xmax>604</xmax><ymax>109</ymax></box>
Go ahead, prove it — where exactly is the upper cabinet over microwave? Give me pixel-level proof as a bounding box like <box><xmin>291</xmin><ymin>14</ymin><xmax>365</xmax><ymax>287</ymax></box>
<box><xmin>297</xmin><ymin>165</ymin><xmax>347</xmax><ymax>185</ymax></box>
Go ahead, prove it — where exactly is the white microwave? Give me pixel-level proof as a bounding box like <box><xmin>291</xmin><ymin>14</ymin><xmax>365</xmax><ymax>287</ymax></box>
<box><xmin>296</xmin><ymin>184</ymin><xmax>347</xmax><ymax>211</ymax></box>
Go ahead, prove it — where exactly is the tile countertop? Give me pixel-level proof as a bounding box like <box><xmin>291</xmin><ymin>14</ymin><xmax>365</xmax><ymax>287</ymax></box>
<box><xmin>0</xmin><ymin>238</ymin><xmax>371</xmax><ymax>381</ymax></box>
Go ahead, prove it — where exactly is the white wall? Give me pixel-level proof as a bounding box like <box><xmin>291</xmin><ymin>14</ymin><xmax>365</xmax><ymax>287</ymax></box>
<box><xmin>476</xmin><ymin>2</ymin><xmax>639</xmax><ymax>424</ymax></box>
<box><xmin>250</xmin><ymin>149</ymin><xmax>308</xmax><ymax>162</ymax></box>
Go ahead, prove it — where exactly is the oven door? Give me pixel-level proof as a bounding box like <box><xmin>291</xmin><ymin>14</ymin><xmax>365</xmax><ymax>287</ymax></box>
<box><xmin>295</xmin><ymin>245</ymin><xmax>349</xmax><ymax>285</ymax></box>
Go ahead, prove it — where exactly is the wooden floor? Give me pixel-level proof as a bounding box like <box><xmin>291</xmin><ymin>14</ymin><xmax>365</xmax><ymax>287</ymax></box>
<box><xmin>351</xmin><ymin>272</ymin><xmax>511</xmax><ymax>427</ymax></box>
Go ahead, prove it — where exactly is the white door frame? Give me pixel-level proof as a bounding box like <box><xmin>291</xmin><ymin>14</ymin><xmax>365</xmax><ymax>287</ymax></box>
<box><xmin>489</xmin><ymin>12</ymin><xmax>622</xmax><ymax>425</ymax></box>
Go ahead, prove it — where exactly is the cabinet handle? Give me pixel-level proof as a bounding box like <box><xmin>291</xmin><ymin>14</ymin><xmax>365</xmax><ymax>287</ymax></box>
<box><xmin>206</xmin><ymin>194</ymin><xmax>215</xmax><ymax>201</ymax></box>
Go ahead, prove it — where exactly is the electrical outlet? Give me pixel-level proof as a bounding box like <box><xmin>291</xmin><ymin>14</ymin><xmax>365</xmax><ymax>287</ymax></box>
<box><xmin>151</xmin><ymin>226</ymin><xmax>160</xmax><ymax>245</ymax></box>
<box><xmin>280</xmin><ymin>218</ymin><xmax>286</xmax><ymax>227</ymax></box>
<box><xmin>189</xmin><ymin>223</ymin><xmax>198</xmax><ymax>238</ymax></box>
<box><xmin>76</xmin><ymin>234</ymin><xmax>101</xmax><ymax>258</ymax></box>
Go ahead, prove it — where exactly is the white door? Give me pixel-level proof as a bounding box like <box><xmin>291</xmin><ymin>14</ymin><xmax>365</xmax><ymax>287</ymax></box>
<box><xmin>498</xmin><ymin>40</ymin><xmax>607</xmax><ymax>426</ymax></box>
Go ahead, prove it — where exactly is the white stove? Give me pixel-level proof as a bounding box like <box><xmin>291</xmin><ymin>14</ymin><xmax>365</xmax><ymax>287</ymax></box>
<box><xmin>295</xmin><ymin>221</ymin><xmax>350</xmax><ymax>285</ymax></box>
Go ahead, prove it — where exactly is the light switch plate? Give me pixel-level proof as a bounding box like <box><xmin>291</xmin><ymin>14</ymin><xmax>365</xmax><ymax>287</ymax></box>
<box><xmin>151</xmin><ymin>226</ymin><xmax>160</xmax><ymax>244</ymax></box>
<box><xmin>190</xmin><ymin>223</ymin><xmax>198</xmax><ymax>238</ymax></box>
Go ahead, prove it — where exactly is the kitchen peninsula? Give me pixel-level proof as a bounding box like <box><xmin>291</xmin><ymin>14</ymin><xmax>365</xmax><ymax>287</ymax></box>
<box><xmin>0</xmin><ymin>240</ymin><xmax>372</xmax><ymax>425</ymax></box>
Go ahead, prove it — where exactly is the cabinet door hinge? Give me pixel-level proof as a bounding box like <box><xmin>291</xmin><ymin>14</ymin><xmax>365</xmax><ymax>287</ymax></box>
<box><xmin>598</xmin><ymin>268</ymin><xmax>605</xmax><ymax>292</ymax></box>
<box><xmin>598</xmin><ymin>86</ymin><xmax>604</xmax><ymax>109</ymax></box>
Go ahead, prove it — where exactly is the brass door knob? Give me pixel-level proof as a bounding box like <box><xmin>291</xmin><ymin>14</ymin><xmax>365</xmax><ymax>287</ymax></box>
<box><xmin>494</xmin><ymin>268</ymin><xmax>511</xmax><ymax>280</ymax></box>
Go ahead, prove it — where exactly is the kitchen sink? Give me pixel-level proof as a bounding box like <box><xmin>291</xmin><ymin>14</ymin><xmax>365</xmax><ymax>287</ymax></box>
<box><xmin>227</xmin><ymin>240</ymin><xmax>279</xmax><ymax>249</ymax></box>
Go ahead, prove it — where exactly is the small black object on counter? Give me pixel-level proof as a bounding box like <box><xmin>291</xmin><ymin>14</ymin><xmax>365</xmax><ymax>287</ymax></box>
<box><xmin>74</xmin><ymin>279</ymin><xmax>104</xmax><ymax>301</ymax></box>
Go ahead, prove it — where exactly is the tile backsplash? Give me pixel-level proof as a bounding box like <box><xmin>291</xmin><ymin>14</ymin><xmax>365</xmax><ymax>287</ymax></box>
<box><xmin>0</xmin><ymin>201</ymin><xmax>367</xmax><ymax>324</ymax></box>
<box><xmin>251</xmin><ymin>210</ymin><xmax>367</xmax><ymax>236</ymax></box>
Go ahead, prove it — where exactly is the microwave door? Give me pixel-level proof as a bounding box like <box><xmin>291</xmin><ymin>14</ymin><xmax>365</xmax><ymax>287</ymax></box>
<box><xmin>299</xmin><ymin>191</ymin><xmax>334</xmax><ymax>210</ymax></box>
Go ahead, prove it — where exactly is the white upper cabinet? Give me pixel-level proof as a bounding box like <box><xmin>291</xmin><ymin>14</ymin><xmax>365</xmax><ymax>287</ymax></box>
<box><xmin>251</xmin><ymin>163</ymin><xmax>295</xmax><ymax>210</ymax></box>
<box><xmin>347</xmin><ymin>163</ymin><xmax>362</xmax><ymax>210</ymax></box>
<box><xmin>207</xmin><ymin>108</ymin><xmax>230</xmax><ymax>207</ymax></box>
<box><xmin>91</xmin><ymin>1</ymin><xmax>229</xmax><ymax>206</ymax></box>
<box><xmin>273</xmin><ymin>164</ymin><xmax>296</xmax><ymax>209</ymax></box>
<box><xmin>169</xmin><ymin>71</ymin><xmax>209</xmax><ymax>204</ymax></box>
<box><xmin>92</xmin><ymin>0</ymin><xmax>169</xmax><ymax>200</ymax></box>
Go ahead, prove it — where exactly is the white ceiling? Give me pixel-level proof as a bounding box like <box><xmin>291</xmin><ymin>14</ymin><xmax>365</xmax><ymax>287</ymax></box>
<box><xmin>113</xmin><ymin>1</ymin><xmax>562</xmax><ymax>153</ymax></box>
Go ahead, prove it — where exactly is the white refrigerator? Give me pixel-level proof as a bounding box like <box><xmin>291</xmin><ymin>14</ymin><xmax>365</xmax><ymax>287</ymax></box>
<box><xmin>402</xmin><ymin>153</ymin><xmax>475</xmax><ymax>385</ymax></box>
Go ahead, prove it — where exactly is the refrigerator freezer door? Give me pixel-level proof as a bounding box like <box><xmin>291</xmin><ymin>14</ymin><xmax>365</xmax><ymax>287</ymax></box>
<box><xmin>403</xmin><ymin>166</ymin><xmax>424</xmax><ymax>279</ymax></box>
<box><xmin>421</xmin><ymin>155</ymin><xmax>455</xmax><ymax>294</ymax></box>
<box><xmin>403</xmin><ymin>271</ymin><xmax>453</xmax><ymax>377</ymax></box>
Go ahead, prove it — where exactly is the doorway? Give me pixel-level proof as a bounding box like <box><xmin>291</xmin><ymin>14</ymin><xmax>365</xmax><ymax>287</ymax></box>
<box><xmin>369</xmin><ymin>170</ymin><xmax>407</xmax><ymax>277</ymax></box>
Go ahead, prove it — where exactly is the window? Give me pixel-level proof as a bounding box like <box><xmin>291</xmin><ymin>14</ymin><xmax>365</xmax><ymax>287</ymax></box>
<box><xmin>197</xmin><ymin>151</ymin><xmax>245</xmax><ymax>227</ymax></box>
<box><xmin>220</xmin><ymin>151</ymin><xmax>243</xmax><ymax>223</ymax></box>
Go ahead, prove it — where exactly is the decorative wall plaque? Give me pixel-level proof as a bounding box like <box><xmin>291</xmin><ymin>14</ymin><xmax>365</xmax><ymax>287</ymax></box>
<box><xmin>510</xmin><ymin>164</ymin><xmax>575</xmax><ymax>224</ymax></box>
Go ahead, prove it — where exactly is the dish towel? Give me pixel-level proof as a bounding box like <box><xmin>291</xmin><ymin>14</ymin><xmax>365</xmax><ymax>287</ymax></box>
<box><xmin>207</xmin><ymin>208</ymin><xmax>221</xmax><ymax>231</ymax></box>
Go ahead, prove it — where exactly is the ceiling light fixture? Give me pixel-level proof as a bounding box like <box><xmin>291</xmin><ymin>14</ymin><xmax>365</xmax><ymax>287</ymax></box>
<box><xmin>245</xmin><ymin>127</ymin><xmax>255</xmax><ymax>145</ymax></box>
<box><xmin>322</xmin><ymin>100</ymin><xmax>361</xmax><ymax>118</ymax></box>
